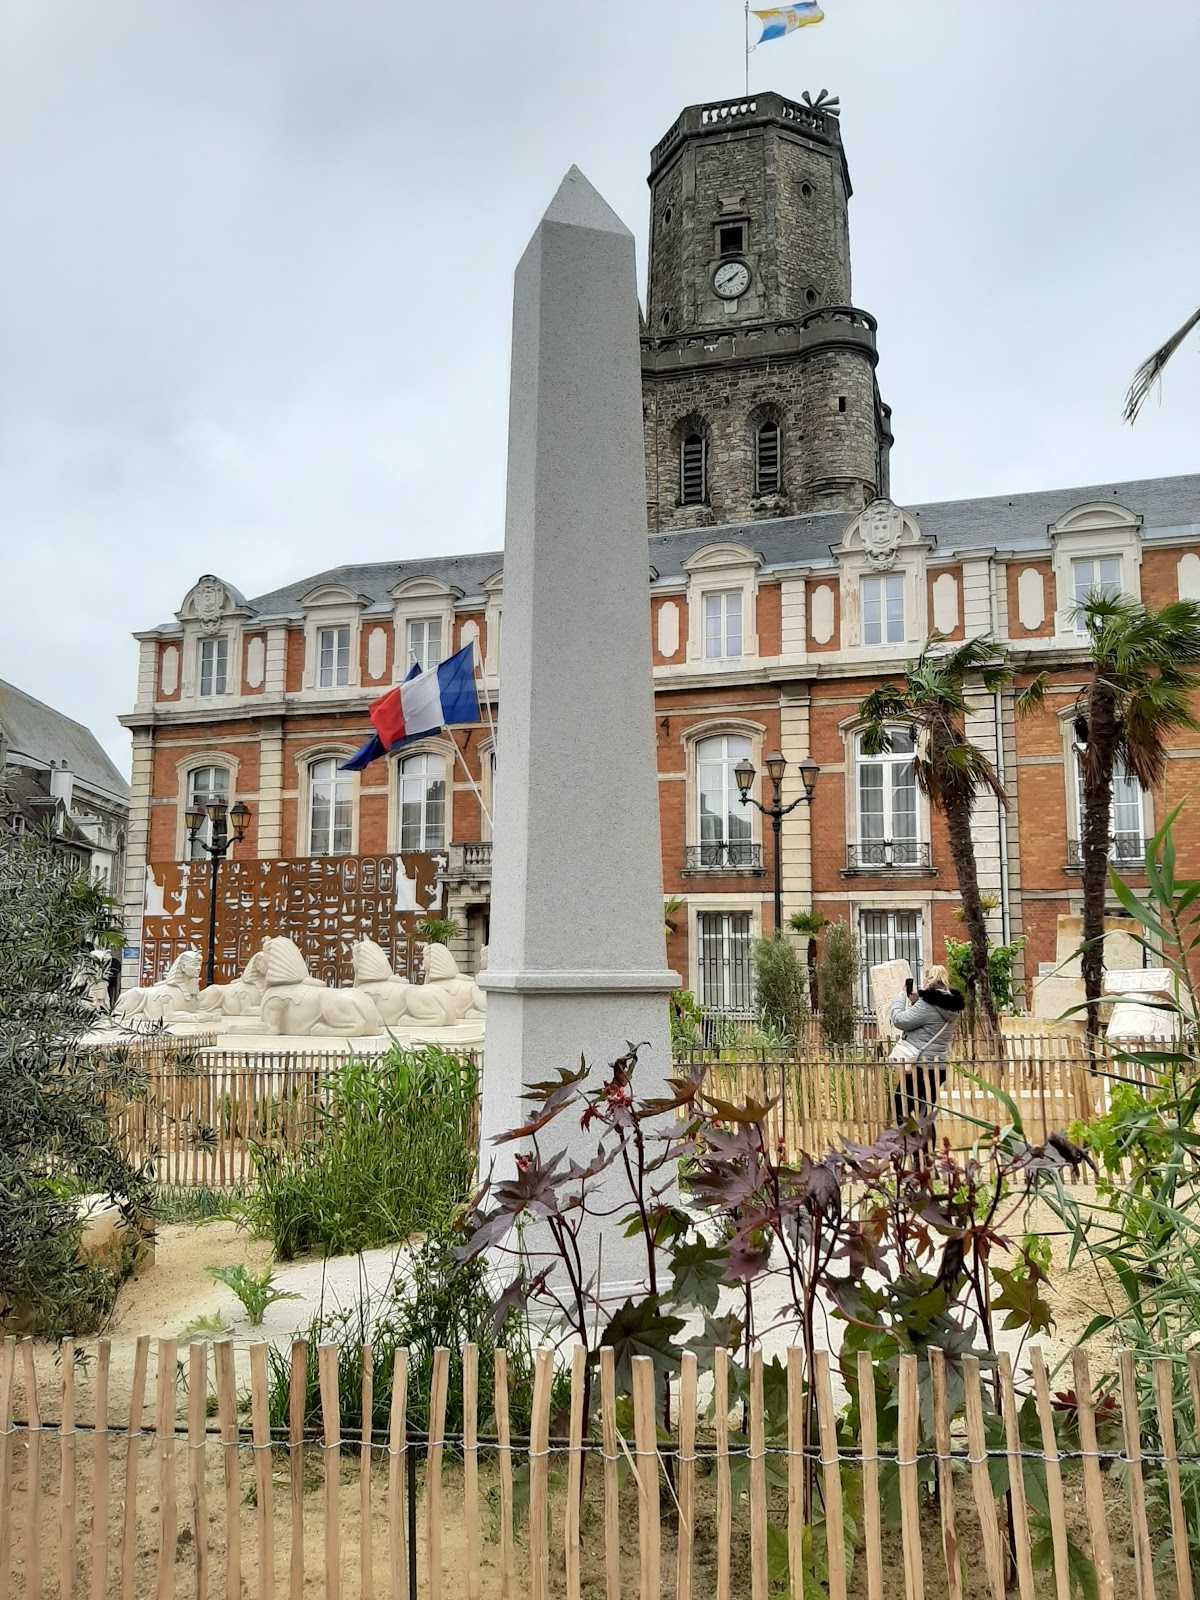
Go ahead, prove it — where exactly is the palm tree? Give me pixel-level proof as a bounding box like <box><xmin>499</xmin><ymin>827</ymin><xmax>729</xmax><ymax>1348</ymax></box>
<box><xmin>1072</xmin><ymin>592</ymin><xmax>1200</xmax><ymax>1035</ymax></box>
<box><xmin>1124</xmin><ymin>307</ymin><xmax>1200</xmax><ymax>423</ymax></box>
<box><xmin>788</xmin><ymin>909</ymin><xmax>826</xmax><ymax>1012</ymax></box>
<box><xmin>858</xmin><ymin>636</ymin><xmax>1045</xmax><ymax>1035</ymax></box>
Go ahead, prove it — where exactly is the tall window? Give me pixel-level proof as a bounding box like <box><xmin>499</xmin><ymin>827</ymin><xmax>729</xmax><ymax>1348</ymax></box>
<box><xmin>755</xmin><ymin>420</ymin><xmax>781</xmax><ymax>495</ymax></box>
<box><xmin>317</xmin><ymin>625</ymin><xmax>351</xmax><ymax>688</ymax></box>
<box><xmin>862</xmin><ymin>574</ymin><xmax>905</xmax><ymax>646</ymax></box>
<box><xmin>185</xmin><ymin>766</ymin><xmax>229</xmax><ymax>859</ymax></box>
<box><xmin>1076</xmin><ymin>755</ymin><xmax>1144</xmax><ymax>861</ymax></box>
<box><xmin>680</xmin><ymin>434</ymin><xmax>706</xmax><ymax>504</ymax></box>
<box><xmin>857</xmin><ymin>729</ymin><xmax>920</xmax><ymax>865</ymax></box>
<box><xmin>198</xmin><ymin>636</ymin><xmax>228</xmax><ymax>697</ymax></box>
<box><xmin>399</xmin><ymin>753</ymin><xmax>446</xmax><ymax>852</ymax></box>
<box><xmin>859</xmin><ymin>910</ymin><xmax>922</xmax><ymax>1006</ymax></box>
<box><xmin>308</xmin><ymin>758</ymin><xmax>353</xmax><ymax>855</ymax></box>
<box><xmin>1072</xmin><ymin>556</ymin><xmax>1121</xmax><ymax>632</ymax></box>
<box><xmin>406</xmin><ymin>617</ymin><xmax>443</xmax><ymax>671</ymax></box>
<box><xmin>696</xmin><ymin>734</ymin><xmax>754</xmax><ymax>867</ymax></box>
<box><xmin>704</xmin><ymin>591</ymin><xmax>743</xmax><ymax>661</ymax></box>
<box><xmin>697</xmin><ymin>911</ymin><xmax>753</xmax><ymax>1011</ymax></box>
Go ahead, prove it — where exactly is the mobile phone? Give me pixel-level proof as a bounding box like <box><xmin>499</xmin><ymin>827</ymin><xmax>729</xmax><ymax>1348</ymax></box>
<box><xmin>904</xmin><ymin>977</ymin><xmax>914</xmax><ymax>996</ymax></box>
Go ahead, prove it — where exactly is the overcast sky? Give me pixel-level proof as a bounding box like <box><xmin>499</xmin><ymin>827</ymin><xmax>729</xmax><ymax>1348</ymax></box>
<box><xmin>2</xmin><ymin>0</ymin><xmax>1198</xmax><ymax>774</ymax></box>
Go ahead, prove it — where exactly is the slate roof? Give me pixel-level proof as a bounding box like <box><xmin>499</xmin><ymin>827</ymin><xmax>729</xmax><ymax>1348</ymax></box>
<box><xmin>0</xmin><ymin>679</ymin><xmax>130</xmax><ymax>804</ymax></box>
<box><xmin>230</xmin><ymin>470</ymin><xmax>1200</xmax><ymax>620</ymax></box>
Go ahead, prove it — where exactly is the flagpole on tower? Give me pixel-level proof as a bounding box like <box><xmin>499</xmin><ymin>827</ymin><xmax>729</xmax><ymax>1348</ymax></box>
<box><xmin>744</xmin><ymin>1</ymin><xmax>750</xmax><ymax>95</ymax></box>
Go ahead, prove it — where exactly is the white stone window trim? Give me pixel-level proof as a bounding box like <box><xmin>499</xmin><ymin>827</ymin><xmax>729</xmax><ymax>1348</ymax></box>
<box><xmin>688</xmin><ymin>899</ymin><xmax>762</xmax><ymax>1010</ymax></box>
<box><xmin>391</xmin><ymin>577</ymin><xmax>461</xmax><ymax>685</ymax></box>
<box><xmin>861</xmin><ymin>572</ymin><xmax>905</xmax><ymax>647</ymax></box>
<box><xmin>682</xmin><ymin>544</ymin><xmax>761</xmax><ymax>666</ymax></box>
<box><xmin>477</xmin><ymin>737</ymin><xmax>497</xmax><ymax>842</ymax></box>
<box><xmin>300</xmin><ymin>587</ymin><xmax>365</xmax><ymax>694</ymax></box>
<box><xmin>315</xmin><ymin>625</ymin><xmax>353</xmax><ymax>690</ymax></box>
<box><xmin>682</xmin><ymin>718</ymin><xmax>767</xmax><ymax>861</ymax></box>
<box><xmin>294</xmin><ymin>745</ymin><xmax>361</xmax><ymax>858</ymax></box>
<box><xmin>179</xmin><ymin>624</ymin><xmax>244</xmax><ymax>707</ymax></box>
<box><xmin>839</xmin><ymin>716</ymin><xmax>931</xmax><ymax>873</ymax></box>
<box><xmin>853</xmin><ymin>902</ymin><xmax>929</xmax><ymax>1006</ymax></box>
<box><xmin>831</xmin><ymin>500</ymin><xmax>930</xmax><ymax>654</ymax></box>
<box><xmin>1059</xmin><ymin>707</ymin><xmax>1152</xmax><ymax>866</ymax></box>
<box><xmin>173</xmin><ymin>753</ymin><xmax>241</xmax><ymax>863</ymax></box>
<box><xmin>385</xmin><ymin>736</ymin><xmax>456</xmax><ymax>856</ymax></box>
<box><xmin>1048</xmin><ymin>501</ymin><xmax>1143</xmax><ymax>641</ymax></box>
<box><xmin>478</xmin><ymin>571</ymin><xmax>504</xmax><ymax>687</ymax></box>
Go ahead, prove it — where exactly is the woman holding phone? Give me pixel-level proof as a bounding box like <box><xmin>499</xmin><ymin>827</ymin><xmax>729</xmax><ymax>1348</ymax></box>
<box><xmin>888</xmin><ymin>965</ymin><xmax>964</xmax><ymax>1129</ymax></box>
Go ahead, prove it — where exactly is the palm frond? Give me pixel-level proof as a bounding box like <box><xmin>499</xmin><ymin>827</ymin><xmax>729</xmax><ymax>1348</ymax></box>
<box><xmin>1124</xmin><ymin>306</ymin><xmax>1200</xmax><ymax>423</ymax></box>
<box><xmin>1015</xmin><ymin>673</ymin><xmax>1049</xmax><ymax>717</ymax></box>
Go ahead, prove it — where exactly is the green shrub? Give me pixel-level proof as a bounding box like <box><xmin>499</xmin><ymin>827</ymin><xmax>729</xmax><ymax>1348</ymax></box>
<box><xmin>816</xmin><ymin>920</ymin><xmax>859</xmax><ymax>1044</ymax></box>
<box><xmin>416</xmin><ymin>918</ymin><xmax>461</xmax><ymax>946</ymax></box>
<box><xmin>944</xmin><ymin>932</ymin><xmax>1027</xmax><ymax>1019</ymax></box>
<box><xmin>268</xmin><ymin>1236</ymin><xmax>539</xmax><ymax>1443</ymax></box>
<box><xmin>752</xmin><ymin>936</ymin><xmax>808</xmax><ymax>1041</ymax></box>
<box><xmin>206</xmin><ymin>1263</ymin><xmax>297</xmax><ymax>1326</ymax></box>
<box><xmin>241</xmin><ymin>1046</ymin><xmax>477</xmax><ymax>1260</ymax></box>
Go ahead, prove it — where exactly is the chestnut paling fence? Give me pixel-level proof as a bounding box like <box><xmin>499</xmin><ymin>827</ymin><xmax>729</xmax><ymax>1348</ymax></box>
<box><xmin>0</xmin><ymin>1334</ymin><xmax>1198</xmax><ymax>1600</ymax></box>
<box><xmin>97</xmin><ymin>1035</ymin><xmax>1178</xmax><ymax>1188</ymax></box>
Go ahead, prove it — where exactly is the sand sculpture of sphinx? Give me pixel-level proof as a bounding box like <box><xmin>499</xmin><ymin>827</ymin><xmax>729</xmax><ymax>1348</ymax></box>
<box><xmin>349</xmin><ymin>938</ymin><xmax>485</xmax><ymax>1027</ymax></box>
<box><xmin>256</xmin><ymin>937</ymin><xmax>384</xmax><ymax>1037</ymax></box>
<box><xmin>113</xmin><ymin>950</ymin><xmax>202</xmax><ymax>1025</ymax></box>
<box><xmin>197</xmin><ymin>949</ymin><xmax>269</xmax><ymax>1017</ymax></box>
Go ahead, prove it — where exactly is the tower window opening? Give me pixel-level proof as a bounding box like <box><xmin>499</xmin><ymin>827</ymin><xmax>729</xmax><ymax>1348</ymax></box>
<box><xmin>804</xmin><ymin>287</ymin><xmax>818</xmax><ymax>307</ymax></box>
<box><xmin>838</xmin><ymin>396</ymin><xmax>847</xmax><ymax>413</ymax></box>
<box><xmin>800</xmin><ymin>181</ymin><xmax>814</xmax><ymax>200</ymax></box>
<box><xmin>663</xmin><ymin>205</ymin><xmax>673</xmax><ymax>226</ymax></box>
<box><xmin>755</xmin><ymin>420</ymin><xmax>781</xmax><ymax>495</ymax></box>
<box><xmin>718</xmin><ymin>224</ymin><xmax>745</xmax><ymax>256</ymax></box>
<box><xmin>680</xmin><ymin>433</ymin><xmax>707</xmax><ymax>505</ymax></box>
<box><xmin>661</xmin><ymin>310</ymin><xmax>671</xmax><ymax>329</ymax></box>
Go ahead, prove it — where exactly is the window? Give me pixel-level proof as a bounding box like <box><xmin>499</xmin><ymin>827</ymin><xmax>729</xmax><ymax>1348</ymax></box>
<box><xmin>399</xmin><ymin>753</ymin><xmax>446</xmax><ymax>852</ymax></box>
<box><xmin>1075</xmin><ymin>755</ymin><xmax>1144</xmax><ymax>862</ymax></box>
<box><xmin>680</xmin><ymin>434</ymin><xmax>706</xmax><ymax>504</ymax></box>
<box><xmin>856</xmin><ymin>729</ymin><xmax>921</xmax><ymax>866</ymax></box>
<box><xmin>696</xmin><ymin>734</ymin><xmax>754</xmax><ymax>867</ymax></box>
<box><xmin>185</xmin><ymin>766</ymin><xmax>229</xmax><ymax>859</ymax></box>
<box><xmin>198</xmin><ymin>636</ymin><xmax>228</xmax><ymax>697</ymax></box>
<box><xmin>697</xmin><ymin>911</ymin><xmax>753</xmax><ymax>1011</ymax></box>
<box><xmin>1072</xmin><ymin>556</ymin><xmax>1121</xmax><ymax>632</ymax></box>
<box><xmin>755</xmin><ymin>421</ymin><xmax>781</xmax><ymax>495</ymax></box>
<box><xmin>405</xmin><ymin>617</ymin><xmax>443</xmax><ymax>671</ymax></box>
<box><xmin>307</xmin><ymin>758</ymin><xmax>353</xmax><ymax>856</ymax></box>
<box><xmin>859</xmin><ymin>910</ymin><xmax>923</xmax><ymax>1005</ymax></box>
<box><xmin>704</xmin><ymin>591</ymin><xmax>743</xmax><ymax>661</ymax></box>
<box><xmin>718</xmin><ymin>224</ymin><xmax>745</xmax><ymax>256</ymax></box>
<box><xmin>862</xmin><ymin>574</ymin><xmax>905</xmax><ymax>646</ymax></box>
<box><xmin>317</xmin><ymin>626</ymin><xmax>351</xmax><ymax>689</ymax></box>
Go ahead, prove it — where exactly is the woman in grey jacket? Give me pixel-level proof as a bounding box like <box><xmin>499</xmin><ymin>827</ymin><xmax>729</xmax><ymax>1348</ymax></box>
<box><xmin>889</xmin><ymin>964</ymin><xmax>965</xmax><ymax>1128</ymax></box>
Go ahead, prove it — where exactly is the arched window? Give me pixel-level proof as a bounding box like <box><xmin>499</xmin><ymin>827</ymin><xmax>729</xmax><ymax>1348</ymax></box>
<box><xmin>680</xmin><ymin>434</ymin><xmax>707</xmax><ymax>505</ymax></box>
<box><xmin>307</xmin><ymin>758</ymin><xmax>353</xmax><ymax>856</ymax></box>
<box><xmin>399</xmin><ymin>753</ymin><xmax>446</xmax><ymax>853</ymax></box>
<box><xmin>696</xmin><ymin>734</ymin><xmax>754</xmax><ymax>867</ymax></box>
<box><xmin>185</xmin><ymin>766</ymin><xmax>229</xmax><ymax>860</ymax></box>
<box><xmin>755</xmin><ymin>420</ymin><xmax>781</xmax><ymax>495</ymax></box>
<box><xmin>855</xmin><ymin>729</ymin><xmax>920</xmax><ymax>867</ymax></box>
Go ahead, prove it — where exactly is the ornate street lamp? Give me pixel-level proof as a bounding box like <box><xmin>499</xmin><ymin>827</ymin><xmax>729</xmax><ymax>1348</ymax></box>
<box><xmin>735</xmin><ymin>753</ymin><xmax>819</xmax><ymax>935</ymax></box>
<box><xmin>186</xmin><ymin>797</ymin><xmax>252</xmax><ymax>987</ymax></box>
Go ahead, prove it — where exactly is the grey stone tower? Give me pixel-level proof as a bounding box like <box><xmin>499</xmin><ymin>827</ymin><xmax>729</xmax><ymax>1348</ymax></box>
<box><xmin>641</xmin><ymin>93</ymin><xmax>892</xmax><ymax>530</ymax></box>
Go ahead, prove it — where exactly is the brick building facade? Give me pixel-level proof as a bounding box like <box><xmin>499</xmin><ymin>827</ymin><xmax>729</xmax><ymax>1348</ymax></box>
<box><xmin>119</xmin><ymin>94</ymin><xmax>1200</xmax><ymax>1008</ymax></box>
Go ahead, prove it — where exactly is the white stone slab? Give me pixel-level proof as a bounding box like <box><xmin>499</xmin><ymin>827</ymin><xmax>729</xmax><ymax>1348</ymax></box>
<box><xmin>870</xmin><ymin>959</ymin><xmax>911</xmax><ymax>1040</ymax></box>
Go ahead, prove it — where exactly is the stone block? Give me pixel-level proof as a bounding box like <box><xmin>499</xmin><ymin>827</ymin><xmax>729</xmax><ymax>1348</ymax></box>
<box><xmin>870</xmin><ymin>959</ymin><xmax>911</xmax><ymax>1039</ymax></box>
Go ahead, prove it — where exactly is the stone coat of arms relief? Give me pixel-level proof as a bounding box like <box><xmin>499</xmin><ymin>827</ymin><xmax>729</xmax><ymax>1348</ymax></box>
<box><xmin>858</xmin><ymin>500</ymin><xmax>905</xmax><ymax>570</ymax></box>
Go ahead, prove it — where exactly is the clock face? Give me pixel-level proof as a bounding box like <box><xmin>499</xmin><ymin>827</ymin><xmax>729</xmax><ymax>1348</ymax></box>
<box><xmin>713</xmin><ymin>260</ymin><xmax>751</xmax><ymax>300</ymax></box>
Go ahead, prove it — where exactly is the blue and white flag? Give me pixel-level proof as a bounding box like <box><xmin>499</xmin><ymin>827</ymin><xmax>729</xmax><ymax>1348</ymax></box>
<box><xmin>754</xmin><ymin>3</ymin><xmax>824</xmax><ymax>43</ymax></box>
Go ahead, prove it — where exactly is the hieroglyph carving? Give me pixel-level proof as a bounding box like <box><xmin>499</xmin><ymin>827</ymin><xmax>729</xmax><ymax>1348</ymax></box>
<box><xmin>859</xmin><ymin>500</ymin><xmax>905</xmax><ymax>571</ymax></box>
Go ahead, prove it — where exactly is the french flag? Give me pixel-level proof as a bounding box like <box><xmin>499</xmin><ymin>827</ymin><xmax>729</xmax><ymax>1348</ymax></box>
<box><xmin>340</xmin><ymin>644</ymin><xmax>480</xmax><ymax>772</ymax></box>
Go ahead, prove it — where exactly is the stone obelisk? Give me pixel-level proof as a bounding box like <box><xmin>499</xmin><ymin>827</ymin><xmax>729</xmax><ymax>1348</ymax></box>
<box><xmin>478</xmin><ymin>167</ymin><xmax>679</xmax><ymax>1290</ymax></box>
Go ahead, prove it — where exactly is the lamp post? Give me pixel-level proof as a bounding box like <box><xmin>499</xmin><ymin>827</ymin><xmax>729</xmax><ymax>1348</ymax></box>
<box><xmin>185</xmin><ymin>797</ymin><xmax>251</xmax><ymax>987</ymax></box>
<box><xmin>734</xmin><ymin>752</ymin><xmax>819</xmax><ymax>935</ymax></box>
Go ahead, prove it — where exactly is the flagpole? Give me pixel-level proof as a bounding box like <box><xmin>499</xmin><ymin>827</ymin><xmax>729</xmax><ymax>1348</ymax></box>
<box><xmin>744</xmin><ymin>1</ymin><xmax>750</xmax><ymax>94</ymax></box>
<box><xmin>451</xmin><ymin>737</ymin><xmax>493</xmax><ymax>833</ymax></box>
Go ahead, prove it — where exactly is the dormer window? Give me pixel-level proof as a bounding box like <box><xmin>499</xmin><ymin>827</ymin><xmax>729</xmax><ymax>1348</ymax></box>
<box><xmin>1072</xmin><ymin>556</ymin><xmax>1121</xmax><ymax>631</ymax></box>
<box><xmin>755</xmin><ymin>421</ymin><xmax>781</xmax><ymax>495</ymax></box>
<box><xmin>198</xmin><ymin>636</ymin><xmax>228</xmax><ymax>697</ymax></box>
<box><xmin>704</xmin><ymin>591</ymin><xmax>743</xmax><ymax>661</ymax></box>
<box><xmin>681</xmin><ymin>434</ymin><xmax>707</xmax><ymax>504</ymax></box>
<box><xmin>862</xmin><ymin>574</ymin><xmax>904</xmax><ymax>646</ymax></box>
<box><xmin>718</xmin><ymin>224</ymin><xmax>745</xmax><ymax>256</ymax></box>
<box><xmin>406</xmin><ymin>617</ymin><xmax>443</xmax><ymax>671</ymax></box>
<box><xmin>317</xmin><ymin>626</ymin><xmax>351</xmax><ymax>688</ymax></box>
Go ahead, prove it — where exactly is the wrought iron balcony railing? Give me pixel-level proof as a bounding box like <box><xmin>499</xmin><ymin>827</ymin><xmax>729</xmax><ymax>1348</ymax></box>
<box><xmin>1066</xmin><ymin>835</ymin><xmax>1144</xmax><ymax>868</ymax></box>
<box><xmin>441</xmin><ymin>841</ymin><xmax>493</xmax><ymax>881</ymax></box>
<box><xmin>684</xmin><ymin>841</ymin><xmax>764</xmax><ymax>873</ymax></box>
<box><xmin>845</xmin><ymin>840</ymin><xmax>933</xmax><ymax>873</ymax></box>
